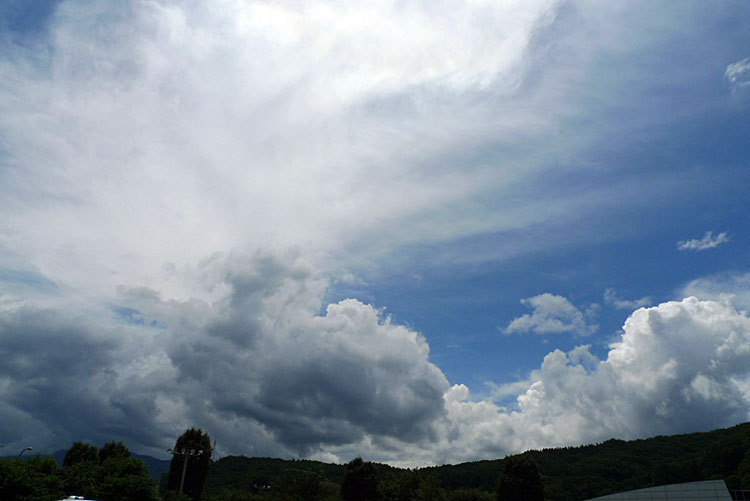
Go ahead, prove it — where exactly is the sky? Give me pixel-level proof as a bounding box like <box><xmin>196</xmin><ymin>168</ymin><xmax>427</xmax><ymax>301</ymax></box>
<box><xmin>0</xmin><ymin>0</ymin><xmax>749</xmax><ymax>467</ymax></box>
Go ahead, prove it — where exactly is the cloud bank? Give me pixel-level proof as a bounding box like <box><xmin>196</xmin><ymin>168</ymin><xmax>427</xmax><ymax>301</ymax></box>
<box><xmin>2</xmin><ymin>252</ymin><xmax>749</xmax><ymax>465</ymax></box>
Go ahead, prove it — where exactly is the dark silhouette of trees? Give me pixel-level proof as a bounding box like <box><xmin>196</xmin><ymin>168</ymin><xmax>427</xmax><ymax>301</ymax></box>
<box><xmin>99</xmin><ymin>440</ymin><xmax>131</xmax><ymax>463</ymax></box>
<box><xmin>274</xmin><ymin>467</ymin><xmax>324</xmax><ymax>500</ymax></box>
<box><xmin>167</xmin><ymin>427</ymin><xmax>213</xmax><ymax>501</ymax></box>
<box><xmin>60</xmin><ymin>441</ymin><xmax>159</xmax><ymax>501</ymax></box>
<box><xmin>341</xmin><ymin>457</ymin><xmax>380</xmax><ymax>500</ymax></box>
<box><xmin>96</xmin><ymin>455</ymin><xmax>160</xmax><ymax>501</ymax></box>
<box><xmin>63</xmin><ymin>441</ymin><xmax>98</xmax><ymax>467</ymax></box>
<box><xmin>0</xmin><ymin>455</ymin><xmax>63</xmax><ymax>500</ymax></box>
<box><xmin>391</xmin><ymin>468</ymin><xmax>421</xmax><ymax>500</ymax></box>
<box><xmin>0</xmin><ymin>441</ymin><xmax>157</xmax><ymax>501</ymax></box>
<box><xmin>417</xmin><ymin>472</ymin><xmax>447</xmax><ymax>500</ymax></box>
<box><xmin>496</xmin><ymin>456</ymin><xmax>544</xmax><ymax>501</ymax></box>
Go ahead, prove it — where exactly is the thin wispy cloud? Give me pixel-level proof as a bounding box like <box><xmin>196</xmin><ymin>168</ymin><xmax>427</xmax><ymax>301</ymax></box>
<box><xmin>604</xmin><ymin>288</ymin><xmax>652</xmax><ymax>310</ymax></box>
<box><xmin>726</xmin><ymin>57</ymin><xmax>750</xmax><ymax>91</ymax></box>
<box><xmin>677</xmin><ymin>231</ymin><xmax>730</xmax><ymax>252</ymax></box>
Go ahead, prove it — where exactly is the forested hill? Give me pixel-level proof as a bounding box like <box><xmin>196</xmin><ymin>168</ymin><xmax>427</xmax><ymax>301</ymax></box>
<box><xmin>424</xmin><ymin>421</ymin><xmax>750</xmax><ymax>499</ymax></box>
<box><xmin>202</xmin><ymin>421</ymin><xmax>750</xmax><ymax>500</ymax></box>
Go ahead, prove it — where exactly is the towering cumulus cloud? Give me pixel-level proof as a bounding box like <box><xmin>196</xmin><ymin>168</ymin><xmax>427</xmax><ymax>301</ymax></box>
<box><xmin>442</xmin><ymin>297</ymin><xmax>750</xmax><ymax>463</ymax></box>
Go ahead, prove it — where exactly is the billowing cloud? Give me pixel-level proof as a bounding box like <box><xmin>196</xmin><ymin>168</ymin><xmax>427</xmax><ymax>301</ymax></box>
<box><xmin>442</xmin><ymin>297</ymin><xmax>750</xmax><ymax>462</ymax></box>
<box><xmin>504</xmin><ymin>293</ymin><xmax>597</xmax><ymax>336</ymax></box>
<box><xmin>677</xmin><ymin>231</ymin><xmax>730</xmax><ymax>251</ymax></box>
<box><xmin>2</xmin><ymin>251</ymin><xmax>750</xmax><ymax>465</ymax></box>
<box><xmin>604</xmin><ymin>288</ymin><xmax>652</xmax><ymax>310</ymax></box>
<box><xmin>0</xmin><ymin>252</ymin><xmax>451</xmax><ymax>462</ymax></box>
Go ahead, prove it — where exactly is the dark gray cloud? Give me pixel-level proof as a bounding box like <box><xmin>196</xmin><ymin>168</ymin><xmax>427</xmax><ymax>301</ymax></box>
<box><xmin>0</xmin><ymin>252</ymin><xmax>451</xmax><ymax>460</ymax></box>
<box><xmin>0</xmin><ymin>306</ymin><xmax>167</xmax><ymax>452</ymax></box>
<box><xmin>155</xmin><ymin>253</ymin><xmax>450</xmax><ymax>456</ymax></box>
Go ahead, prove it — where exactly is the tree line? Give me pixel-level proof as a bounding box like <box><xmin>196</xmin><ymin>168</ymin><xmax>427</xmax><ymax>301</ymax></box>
<box><xmin>0</xmin><ymin>427</ymin><xmax>212</xmax><ymax>501</ymax></box>
<box><xmin>1</xmin><ymin>421</ymin><xmax>749</xmax><ymax>500</ymax></box>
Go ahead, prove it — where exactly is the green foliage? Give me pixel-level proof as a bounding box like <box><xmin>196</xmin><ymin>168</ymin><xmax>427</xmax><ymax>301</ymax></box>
<box><xmin>380</xmin><ymin>468</ymin><xmax>421</xmax><ymax>501</ymax></box>
<box><xmin>496</xmin><ymin>456</ymin><xmax>543</xmax><ymax>501</ymax></box>
<box><xmin>341</xmin><ymin>457</ymin><xmax>380</xmax><ymax>501</ymax></box>
<box><xmin>0</xmin><ymin>442</ymin><xmax>159</xmax><ymax>501</ymax></box>
<box><xmin>701</xmin><ymin>435</ymin><xmax>749</xmax><ymax>477</ymax></box>
<box><xmin>99</xmin><ymin>440</ymin><xmax>131</xmax><ymax>464</ymax></box>
<box><xmin>59</xmin><ymin>441</ymin><xmax>160</xmax><ymax>501</ymax></box>
<box><xmin>736</xmin><ymin>449</ymin><xmax>750</xmax><ymax>490</ymax></box>
<box><xmin>97</xmin><ymin>456</ymin><xmax>160</xmax><ymax>501</ymax></box>
<box><xmin>274</xmin><ymin>468</ymin><xmax>324</xmax><ymax>500</ymax></box>
<box><xmin>167</xmin><ymin>427</ymin><xmax>213</xmax><ymax>501</ymax></box>
<box><xmin>63</xmin><ymin>441</ymin><xmax>98</xmax><ymax>467</ymax></box>
<box><xmin>447</xmin><ymin>489</ymin><xmax>495</xmax><ymax>501</ymax></box>
<box><xmin>202</xmin><ymin>455</ymin><xmax>351</xmax><ymax>499</ymax></box>
<box><xmin>163</xmin><ymin>491</ymin><xmax>194</xmax><ymax>501</ymax></box>
<box><xmin>62</xmin><ymin>460</ymin><xmax>102</xmax><ymax>498</ymax></box>
<box><xmin>0</xmin><ymin>455</ymin><xmax>64</xmax><ymax>501</ymax></box>
<box><xmin>417</xmin><ymin>473</ymin><xmax>447</xmax><ymax>500</ymax></box>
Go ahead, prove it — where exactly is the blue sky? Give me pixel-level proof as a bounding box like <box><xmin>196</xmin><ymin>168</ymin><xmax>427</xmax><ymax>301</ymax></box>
<box><xmin>0</xmin><ymin>0</ymin><xmax>749</xmax><ymax>465</ymax></box>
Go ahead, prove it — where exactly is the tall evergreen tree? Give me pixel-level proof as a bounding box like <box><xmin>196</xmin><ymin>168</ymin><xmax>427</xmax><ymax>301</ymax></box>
<box><xmin>167</xmin><ymin>427</ymin><xmax>212</xmax><ymax>501</ymax></box>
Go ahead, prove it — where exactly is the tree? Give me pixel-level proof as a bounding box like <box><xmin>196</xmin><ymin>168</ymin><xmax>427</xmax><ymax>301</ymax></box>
<box><xmin>417</xmin><ymin>473</ymin><xmax>447</xmax><ymax>501</ymax></box>
<box><xmin>99</xmin><ymin>440</ymin><xmax>131</xmax><ymax>463</ymax></box>
<box><xmin>97</xmin><ymin>456</ymin><xmax>160</xmax><ymax>501</ymax></box>
<box><xmin>274</xmin><ymin>468</ymin><xmax>323</xmax><ymax>500</ymax></box>
<box><xmin>63</xmin><ymin>441</ymin><xmax>98</xmax><ymax>467</ymax></box>
<box><xmin>496</xmin><ymin>456</ymin><xmax>544</xmax><ymax>501</ymax></box>
<box><xmin>0</xmin><ymin>455</ymin><xmax>64</xmax><ymax>500</ymax></box>
<box><xmin>341</xmin><ymin>457</ymin><xmax>380</xmax><ymax>501</ymax></box>
<box><xmin>167</xmin><ymin>427</ymin><xmax>213</xmax><ymax>501</ymax></box>
<box><xmin>62</xmin><ymin>460</ymin><xmax>102</xmax><ymax>498</ymax></box>
<box><xmin>394</xmin><ymin>469</ymin><xmax>421</xmax><ymax>501</ymax></box>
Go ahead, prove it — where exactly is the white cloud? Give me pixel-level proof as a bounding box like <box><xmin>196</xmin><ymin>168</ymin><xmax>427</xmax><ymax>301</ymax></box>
<box><xmin>504</xmin><ymin>293</ymin><xmax>597</xmax><ymax>336</ymax></box>
<box><xmin>726</xmin><ymin>57</ymin><xmax>750</xmax><ymax>91</ymax></box>
<box><xmin>604</xmin><ymin>288</ymin><xmax>652</xmax><ymax>310</ymax></box>
<box><xmin>441</xmin><ymin>297</ymin><xmax>750</xmax><ymax>462</ymax></box>
<box><xmin>0</xmin><ymin>0</ymin><xmax>570</xmax><ymax>301</ymax></box>
<box><xmin>0</xmin><ymin>0</ymin><xmax>718</xmax><ymax>298</ymax></box>
<box><xmin>677</xmin><ymin>231</ymin><xmax>730</xmax><ymax>251</ymax></box>
<box><xmin>680</xmin><ymin>271</ymin><xmax>750</xmax><ymax>312</ymax></box>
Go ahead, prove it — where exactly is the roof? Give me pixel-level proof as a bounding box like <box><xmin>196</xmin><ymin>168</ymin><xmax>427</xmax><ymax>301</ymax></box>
<box><xmin>584</xmin><ymin>480</ymin><xmax>732</xmax><ymax>500</ymax></box>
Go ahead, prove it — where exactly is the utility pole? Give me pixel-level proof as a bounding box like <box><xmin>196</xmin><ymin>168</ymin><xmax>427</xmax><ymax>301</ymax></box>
<box><xmin>168</xmin><ymin>447</ymin><xmax>204</xmax><ymax>495</ymax></box>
